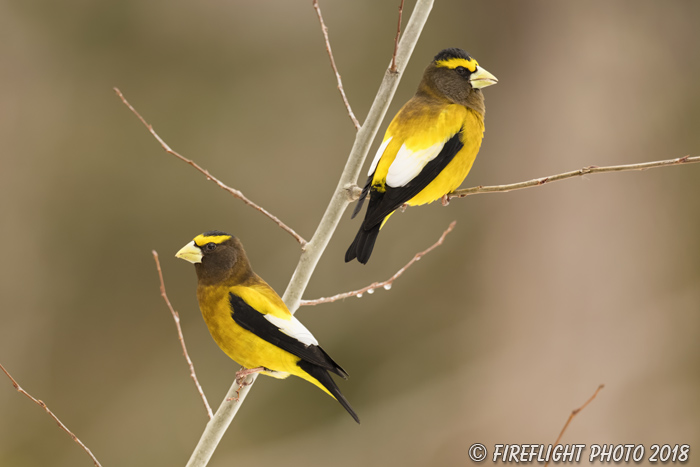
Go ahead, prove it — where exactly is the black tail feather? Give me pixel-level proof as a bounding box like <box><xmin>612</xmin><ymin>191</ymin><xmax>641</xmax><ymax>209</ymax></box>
<box><xmin>317</xmin><ymin>346</ymin><xmax>349</xmax><ymax>380</ymax></box>
<box><xmin>298</xmin><ymin>361</ymin><xmax>360</xmax><ymax>424</ymax></box>
<box><xmin>345</xmin><ymin>223</ymin><xmax>381</xmax><ymax>264</ymax></box>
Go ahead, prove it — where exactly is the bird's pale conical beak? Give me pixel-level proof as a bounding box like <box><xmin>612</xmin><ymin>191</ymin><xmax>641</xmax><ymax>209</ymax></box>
<box><xmin>175</xmin><ymin>242</ymin><xmax>203</xmax><ymax>264</ymax></box>
<box><xmin>470</xmin><ymin>66</ymin><xmax>498</xmax><ymax>89</ymax></box>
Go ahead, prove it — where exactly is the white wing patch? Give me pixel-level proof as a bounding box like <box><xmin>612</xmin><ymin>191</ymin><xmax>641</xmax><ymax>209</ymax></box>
<box><xmin>367</xmin><ymin>136</ymin><xmax>393</xmax><ymax>176</ymax></box>
<box><xmin>386</xmin><ymin>140</ymin><xmax>445</xmax><ymax>187</ymax></box>
<box><xmin>263</xmin><ymin>313</ymin><xmax>318</xmax><ymax>347</ymax></box>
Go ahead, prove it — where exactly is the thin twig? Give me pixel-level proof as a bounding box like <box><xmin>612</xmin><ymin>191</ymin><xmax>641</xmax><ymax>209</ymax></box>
<box><xmin>152</xmin><ymin>251</ymin><xmax>213</xmax><ymax>420</ymax></box>
<box><xmin>0</xmin><ymin>363</ymin><xmax>103</xmax><ymax>467</ymax></box>
<box><xmin>300</xmin><ymin>220</ymin><xmax>455</xmax><ymax>306</ymax></box>
<box><xmin>312</xmin><ymin>0</ymin><xmax>361</xmax><ymax>130</ymax></box>
<box><xmin>114</xmin><ymin>88</ymin><xmax>307</xmax><ymax>248</ymax></box>
<box><xmin>390</xmin><ymin>0</ymin><xmax>405</xmax><ymax>73</ymax></box>
<box><xmin>544</xmin><ymin>384</ymin><xmax>605</xmax><ymax>467</ymax></box>
<box><xmin>450</xmin><ymin>155</ymin><xmax>698</xmax><ymax>199</ymax></box>
<box><xmin>344</xmin><ymin>155</ymin><xmax>699</xmax><ymax>202</ymax></box>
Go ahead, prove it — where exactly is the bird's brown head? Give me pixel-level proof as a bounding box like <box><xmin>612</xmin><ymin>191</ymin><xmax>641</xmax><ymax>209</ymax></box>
<box><xmin>175</xmin><ymin>231</ymin><xmax>253</xmax><ymax>285</ymax></box>
<box><xmin>419</xmin><ymin>48</ymin><xmax>497</xmax><ymax>114</ymax></box>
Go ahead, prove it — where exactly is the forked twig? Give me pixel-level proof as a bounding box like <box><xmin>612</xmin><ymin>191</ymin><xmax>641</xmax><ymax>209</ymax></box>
<box><xmin>0</xmin><ymin>363</ymin><xmax>103</xmax><ymax>467</ymax></box>
<box><xmin>450</xmin><ymin>155</ymin><xmax>698</xmax><ymax>199</ymax></box>
<box><xmin>312</xmin><ymin>0</ymin><xmax>361</xmax><ymax>130</ymax></box>
<box><xmin>300</xmin><ymin>220</ymin><xmax>455</xmax><ymax>306</ymax></box>
<box><xmin>114</xmin><ymin>88</ymin><xmax>307</xmax><ymax>248</ymax></box>
<box><xmin>390</xmin><ymin>0</ymin><xmax>406</xmax><ymax>73</ymax></box>
<box><xmin>152</xmin><ymin>251</ymin><xmax>213</xmax><ymax>420</ymax></box>
<box><xmin>544</xmin><ymin>384</ymin><xmax>605</xmax><ymax>467</ymax></box>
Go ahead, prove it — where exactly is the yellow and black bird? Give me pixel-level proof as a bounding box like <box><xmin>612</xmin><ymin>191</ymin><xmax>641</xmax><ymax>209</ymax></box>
<box><xmin>346</xmin><ymin>48</ymin><xmax>497</xmax><ymax>264</ymax></box>
<box><xmin>176</xmin><ymin>231</ymin><xmax>359</xmax><ymax>423</ymax></box>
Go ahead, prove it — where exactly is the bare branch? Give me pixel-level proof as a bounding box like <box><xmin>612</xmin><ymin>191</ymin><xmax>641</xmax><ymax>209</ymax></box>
<box><xmin>312</xmin><ymin>0</ymin><xmax>361</xmax><ymax>130</ymax></box>
<box><xmin>152</xmin><ymin>251</ymin><xmax>213</xmax><ymax>420</ymax></box>
<box><xmin>185</xmin><ymin>2</ymin><xmax>435</xmax><ymax>466</ymax></box>
<box><xmin>114</xmin><ymin>88</ymin><xmax>307</xmax><ymax>247</ymax></box>
<box><xmin>282</xmin><ymin>0</ymin><xmax>434</xmax><ymax>312</ymax></box>
<box><xmin>544</xmin><ymin>384</ymin><xmax>605</xmax><ymax>467</ymax></box>
<box><xmin>0</xmin><ymin>363</ymin><xmax>103</xmax><ymax>467</ymax></box>
<box><xmin>390</xmin><ymin>0</ymin><xmax>406</xmax><ymax>73</ymax></box>
<box><xmin>450</xmin><ymin>155</ymin><xmax>699</xmax><ymax>199</ymax></box>
<box><xmin>344</xmin><ymin>155</ymin><xmax>699</xmax><ymax>203</ymax></box>
<box><xmin>300</xmin><ymin>220</ymin><xmax>455</xmax><ymax>306</ymax></box>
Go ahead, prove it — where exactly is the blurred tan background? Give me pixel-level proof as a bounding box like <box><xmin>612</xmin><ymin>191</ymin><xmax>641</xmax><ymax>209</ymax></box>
<box><xmin>1</xmin><ymin>1</ymin><xmax>699</xmax><ymax>466</ymax></box>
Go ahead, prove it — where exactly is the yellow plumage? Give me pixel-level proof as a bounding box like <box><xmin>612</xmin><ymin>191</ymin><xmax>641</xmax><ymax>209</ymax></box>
<box><xmin>177</xmin><ymin>231</ymin><xmax>359</xmax><ymax>423</ymax></box>
<box><xmin>375</xmin><ymin>103</ymin><xmax>484</xmax><ymax>205</ymax></box>
<box><xmin>196</xmin><ymin>281</ymin><xmax>296</xmax><ymax>378</ymax></box>
<box><xmin>346</xmin><ymin>48</ymin><xmax>497</xmax><ymax>264</ymax></box>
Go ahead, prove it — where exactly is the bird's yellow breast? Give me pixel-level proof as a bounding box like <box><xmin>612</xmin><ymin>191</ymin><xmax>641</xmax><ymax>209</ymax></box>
<box><xmin>196</xmin><ymin>284</ymin><xmax>302</xmax><ymax>376</ymax></box>
<box><xmin>408</xmin><ymin>109</ymin><xmax>484</xmax><ymax>206</ymax></box>
<box><xmin>372</xmin><ymin>100</ymin><xmax>484</xmax><ymax>205</ymax></box>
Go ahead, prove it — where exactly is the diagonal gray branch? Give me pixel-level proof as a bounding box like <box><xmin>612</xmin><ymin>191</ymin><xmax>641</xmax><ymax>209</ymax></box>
<box><xmin>281</xmin><ymin>0</ymin><xmax>434</xmax><ymax>312</ymax></box>
<box><xmin>184</xmin><ymin>1</ymin><xmax>434</xmax><ymax>466</ymax></box>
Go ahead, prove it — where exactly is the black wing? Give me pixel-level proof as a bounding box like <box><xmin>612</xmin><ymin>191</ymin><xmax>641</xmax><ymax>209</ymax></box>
<box><xmin>229</xmin><ymin>293</ymin><xmax>348</xmax><ymax>378</ymax></box>
<box><xmin>362</xmin><ymin>131</ymin><xmax>464</xmax><ymax>228</ymax></box>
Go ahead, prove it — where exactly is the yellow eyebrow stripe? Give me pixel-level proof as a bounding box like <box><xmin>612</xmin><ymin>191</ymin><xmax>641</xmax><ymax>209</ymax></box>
<box><xmin>194</xmin><ymin>234</ymin><xmax>231</xmax><ymax>246</ymax></box>
<box><xmin>435</xmin><ymin>57</ymin><xmax>478</xmax><ymax>72</ymax></box>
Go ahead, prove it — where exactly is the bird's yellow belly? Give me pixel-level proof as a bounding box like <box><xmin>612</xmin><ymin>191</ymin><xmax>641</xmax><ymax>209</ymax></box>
<box><xmin>197</xmin><ymin>287</ymin><xmax>302</xmax><ymax>376</ymax></box>
<box><xmin>407</xmin><ymin>137</ymin><xmax>481</xmax><ymax>206</ymax></box>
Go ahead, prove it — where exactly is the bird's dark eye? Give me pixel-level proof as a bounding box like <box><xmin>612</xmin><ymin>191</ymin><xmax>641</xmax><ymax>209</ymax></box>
<box><xmin>205</xmin><ymin>242</ymin><xmax>217</xmax><ymax>251</ymax></box>
<box><xmin>455</xmin><ymin>66</ymin><xmax>468</xmax><ymax>76</ymax></box>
